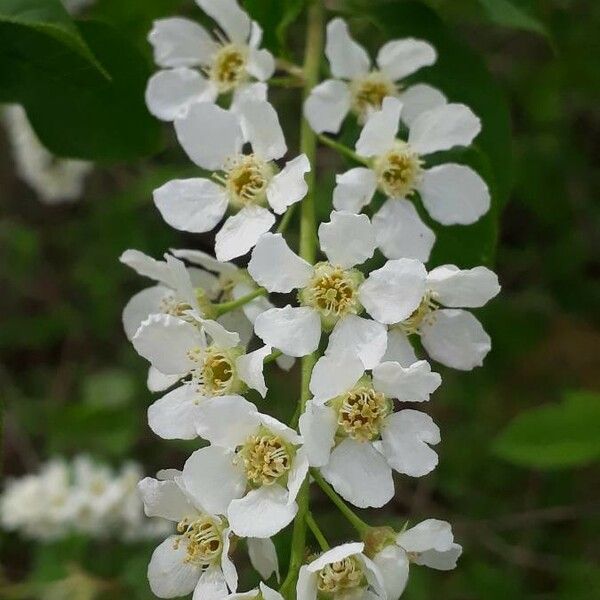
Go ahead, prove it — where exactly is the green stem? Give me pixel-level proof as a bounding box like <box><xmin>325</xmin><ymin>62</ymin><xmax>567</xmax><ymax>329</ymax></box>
<box><xmin>317</xmin><ymin>134</ymin><xmax>369</xmax><ymax>166</ymax></box>
<box><xmin>311</xmin><ymin>468</ymin><xmax>370</xmax><ymax>536</ymax></box>
<box><xmin>263</xmin><ymin>349</ymin><xmax>283</xmax><ymax>364</ymax></box>
<box><xmin>269</xmin><ymin>76</ymin><xmax>304</xmax><ymax>88</ymax></box>
<box><xmin>213</xmin><ymin>288</ymin><xmax>267</xmax><ymax>317</ymax></box>
<box><xmin>306</xmin><ymin>512</ymin><xmax>330</xmax><ymax>551</ymax></box>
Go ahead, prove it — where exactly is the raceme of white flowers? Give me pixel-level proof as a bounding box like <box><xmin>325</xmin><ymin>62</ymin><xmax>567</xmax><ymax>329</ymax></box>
<box><xmin>127</xmin><ymin>3</ymin><xmax>501</xmax><ymax>599</ymax></box>
<box><xmin>0</xmin><ymin>456</ymin><xmax>170</xmax><ymax>542</ymax></box>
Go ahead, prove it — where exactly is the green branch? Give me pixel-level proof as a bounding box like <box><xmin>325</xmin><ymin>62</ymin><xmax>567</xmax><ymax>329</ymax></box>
<box><xmin>317</xmin><ymin>134</ymin><xmax>369</xmax><ymax>166</ymax></box>
<box><xmin>213</xmin><ymin>288</ymin><xmax>267</xmax><ymax>317</ymax></box>
<box><xmin>306</xmin><ymin>511</ymin><xmax>330</xmax><ymax>551</ymax></box>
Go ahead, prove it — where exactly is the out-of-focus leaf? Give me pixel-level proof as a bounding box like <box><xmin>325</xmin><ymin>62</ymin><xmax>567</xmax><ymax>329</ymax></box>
<box><xmin>243</xmin><ymin>0</ymin><xmax>305</xmax><ymax>53</ymax></box>
<box><xmin>492</xmin><ymin>391</ymin><xmax>600</xmax><ymax>469</ymax></box>
<box><xmin>82</xmin><ymin>369</ymin><xmax>136</xmax><ymax>408</ymax></box>
<box><xmin>478</xmin><ymin>0</ymin><xmax>550</xmax><ymax>39</ymax></box>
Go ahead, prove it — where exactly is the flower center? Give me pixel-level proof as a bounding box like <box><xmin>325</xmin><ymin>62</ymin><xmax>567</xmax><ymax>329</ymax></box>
<box><xmin>175</xmin><ymin>516</ymin><xmax>223</xmax><ymax>566</ymax></box>
<box><xmin>373</xmin><ymin>141</ymin><xmax>423</xmax><ymax>199</ymax></box>
<box><xmin>398</xmin><ymin>289</ymin><xmax>439</xmax><ymax>335</ymax></box>
<box><xmin>209</xmin><ymin>44</ymin><xmax>248</xmax><ymax>92</ymax></box>
<box><xmin>317</xmin><ymin>557</ymin><xmax>365</xmax><ymax>596</ymax></box>
<box><xmin>333</xmin><ymin>385</ymin><xmax>390</xmax><ymax>442</ymax></box>
<box><xmin>240</xmin><ymin>433</ymin><xmax>292</xmax><ymax>487</ymax></box>
<box><xmin>159</xmin><ymin>293</ymin><xmax>193</xmax><ymax>318</ymax></box>
<box><xmin>187</xmin><ymin>345</ymin><xmax>243</xmax><ymax>396</ymax></box>
<box><xmin>299</xmin><ymin>262</ymin><xmax>364</xmax><ymax>328</ymax></box>
<box><xmin>350</xmin><ymin>71</ymin><xmax>397</xmax><ymax>123</ymax></box>
<box><xmin>215</xmin><ymin>154</ymin><xmax>274</xmax><ymax>209</ymax></box>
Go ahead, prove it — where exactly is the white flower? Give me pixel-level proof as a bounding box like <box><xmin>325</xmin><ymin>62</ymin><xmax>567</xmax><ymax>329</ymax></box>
<box><xmin>154</xmin><ymin>99</ymin><xmax>310</xmax><ymax>261</ymax></box>
<box><xmin>248</xmin><ymin>211</ymin><xmax>428</xmax><ymax>357</ymax></box>
<box><xmin>180</xmin><ymin>399</ymin><xmax>308</xmax><ymax>538</ymax></box>
<box><xmin>146</xmin><ymin>0</ymin><xmax>275</xmax><ymax>121</ymax></box>
<box><xmin>131</xmin><ymin>312</ymin><xmax>272</xmax><ymax>440</ymax></box>
<box><xmin>372</xmin><ymin>520</ymin><xmax>462</xmax><ymax>600</ymax></box>
<box><xmin>138</xmin><ymin>471</ymin><xmax>237</xmax><ymax>599</ymax></box>
<box><xmin>297</xmin><ymin>542</ymin><xmax>386</xmax><ymax>600</ymax></box>
<box><xmin>3</xmin><ymin>105</ymin><xmax>92</xmax><ymax>204</ymax></box>
<box><xmin>301</xmin><ymin>350</ymin><xmax>441</xmax><ymax>508</ymax></box>
<box><xmin>334</xmin><ymin>96</ymin><xmax>490</xmax><ymax>262</ymax></box>
<box><xmin>304</xmin><ymin>17</ymin><xmax>443</xmax><ymax>134</ymax></box>
<box><xmin>228</xmin><ymin>582</ymin><xmax>283</xmax><ymax>600</ymax></box>
<box><xmin>385</xmin><ymin>263</ymin><xmax>501</xmax><ymax>370</ymax></box>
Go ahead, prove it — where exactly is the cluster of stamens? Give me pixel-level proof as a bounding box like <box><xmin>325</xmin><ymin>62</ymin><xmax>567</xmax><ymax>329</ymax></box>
<box><xmin>187</xmin><ymin>345</ymin><xmax>241</xmax><ymax>396</ymax></box>
<box><xmin>335</xmin><ymin>386</ymin><xmax>390</xmax><ymax>442</ymax></box>
<box><xmin>214</xmin><ymin>154</ymin><xmax>274</xmax><ymax>209</ymax></box>
<box><xmin>208</xmin><ymin>43</ymin><xmax>248</xmax><ymax>93</ymax></box>
<box><xmin>174</xmin><ymin>516</ymin><xmax>223</xmax><ymax>566</ymax></box>
<box><xmin>350</xmin><ymin>71</ymin><xmax>397</xmax><ymax>123</ymax></box>
<box><xmin>240</xmin><ymin>433</ymin><xmax>292</xmax><ymax>487</ymax></box>
<box><xmin>159</xmin><ymin>293</ymin><xmax>193</xmax><ymax>318</ymax></box>
<box><xmin>373</xmin><ymin>141</ymin><xmax>423</xmax><ymax>199</ymax></box>
<box><xmin>398</xmin><ymin>289</ymin><xmax>439</xmax><ymax>335</ymax></box>
<box><xmin>317</xmin><ymin>557</ymin><xmax>365</xmax><ymax>596</ymax></box>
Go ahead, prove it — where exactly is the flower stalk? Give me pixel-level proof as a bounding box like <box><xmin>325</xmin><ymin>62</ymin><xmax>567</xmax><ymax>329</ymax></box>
<box><xmin>213</xmin><ymin>287</ymin><xmax>267</xmax><ymax>317</ymax></box>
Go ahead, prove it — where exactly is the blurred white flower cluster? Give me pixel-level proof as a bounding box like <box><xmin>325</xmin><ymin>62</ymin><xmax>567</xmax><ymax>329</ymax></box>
<box><xmin>0</xmin><ymin>456</ymin><xmax>171</xmax><ymax>542</ymax></box>
<box><xmin>125</xmin><ymin>2</ymin><xmax>501</xmax><ymax>599</ymax></box>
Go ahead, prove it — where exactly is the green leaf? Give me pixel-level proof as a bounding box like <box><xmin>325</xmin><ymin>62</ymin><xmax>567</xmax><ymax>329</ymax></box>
<box><xmin>492</xmin><ymin>391</ymin><xmax>600</xmax><ymax>469</ymax></box>
<box><xmin>477</xmin><ymin>0</ymin><xmax>550</xmax><ymax>38</ymax></box>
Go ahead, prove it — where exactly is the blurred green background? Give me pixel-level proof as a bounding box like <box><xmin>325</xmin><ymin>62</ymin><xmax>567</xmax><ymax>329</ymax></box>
<box><xmin>1</xmin><ymin>0</ymin><xmax>598</xmax><ymax>598</ymax></box>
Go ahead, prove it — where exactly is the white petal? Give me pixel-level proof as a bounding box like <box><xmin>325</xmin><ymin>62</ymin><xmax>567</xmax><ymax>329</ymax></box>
<box><xmin>228</xmin><ymin>484</ymin><xmax>297</xmax><ymax>538</ymax></box>
<box><xmin>221</xmin><ymin>529</ymin><xmax>238</xmax><ymax>592</ymax></box>
<box><xmin>148</xmin><ymin>536</ymin><xmax>201</xmax><ymax>598</ymax></box>
<box><xmin>275</xmin><ymin>353</ymin><xmax>295</xmax><ymax>371</ymax></box>
<box><xmin>148</xmin><ymin>17</ymin><xmax>216</xmax><ymax>68</ymax></box>
<box><xmin>321</xmin><ymin>439</ymin><xmax>394</xmax><ymax>508</ymax></box>
<box><xmin>298</xmin><ymin>401</ymin><xmax>337</xmax><ymax>467</ymax></box>
<box><xmin>247</xmin><ymin>47</ymin><xmax>276</xmax><ymax>81</ymax></box>
<box><xmin>419</xmin><ymin>164</ymin><xmax>490</xmax><ymax>225</ymax></box>
<box><xmin>259</xmin><ymin>583</ymin><xmax>284</xmax><ymax>600</ymax></box>
<box><xmin>307</xmin><ymin>542</ymin><xmax>365</xmax><ymax>572</ymax></box>
<box><xmin>230</xmin><ymin>82</ymin><xmax>268</xmax><ymax>115</ymax></box>
<box><xmin>355</xmin><ymin>97</ymin><xmax>401</xmax><ymax>157</ymax></box>
<box><xmin>303</xmin><ymin>79</ymin><xmax>351</xmax><ymax>134</ymax></box>
<box><xmin>175</xmin><ymin>102</ymin><xmax>243</xmax><ymax>170</ymax></box>
<box><xmin>356</xmin><ymin>554</ymin><xmax>387</xmax><ymax>600</ymax></box>
<box><xmin>415</xmin><ymin>543</ymin><xmax>462</xmax><ymax>570</ymax></box>
<box><xmin>146</xmin><ymin>68</ymin><xmax>216</xmax><ymax>121</ymax></box>
<box><xmin>254</xmin><ymin>306</ymin><xmax>321</xmax><ymax>357</ymax></box>
<box><xmin>397</xmin><ymin>83</ymin><xmax>447</xmax><ymax>127</ymax></box>
<box><xmin>171</xmin><ymin>248</ymin><xmax>239</xmax><ymax>278</ymax></box>
<box><xmin>138</xmin><ymin>477</ymin><xmax>194</xmax><ymax>521</ymax></box>
<box><xmin>372</xmin><ymin>544</ymin><xmax>409</xmax><ymax>600</ymax></box>
<box><xmin>148</xmin><ymin>384</ymin><xmax>204</xmax><ymax>440</ymax></box>
<box><xmin>373</xmin><ymin>360</ymin><xmax>441</xmax><ymax>402</ymax></box>
<box><xmin>325</xmin><ymin>18</ymin><xmax>370</xmax><ymax>79</ymax></box>
<box><xmin>383</xmin><ymin>329</ymin><xmax>417</xmax><ymax>367</ymax></box>
<box><xmin>232</xmin><ymin>281</ymin><xmax>274</xmax><ymax>324</ymax></box>
<box><xmin>248</xmin><ymin>537</ymin><xmax>280</xmax><ymax>582</ymax></box>
<box><xmin>218</xmin><ymin>311</ymin><xmax>254</xmax><ymax>347</ymax></box>
<box><xmin>194</xmin><ymin>396</ymin><xmax>260</xmax><ymax>448</ymax></box>
<box><xmin>376</xmin><ymin>38</ymin><xmax>436</xmax><ymax>81</ymax></box>
<box><xmin>427</xmin><ymin>265</ymin><xmax>500</xmax><ymax>307</ymax></box>
<box><xmin>248</xmin><ymin>21</ymin><xmax>263</xmax><ymax>48</ymax></box>
<box><xmin>258</xmin><ymin>413</ymin><xmax>302</xmax><ymax>446</ymax></box>
<box><xmin>197</xmin><ymin>0</ymin><xmax>251</xmax><ymax>44</ymax></box>
<box><xmin>297</xmin><ymin>566</ymin><xmax>317</xmax><ymax>600</ymax></box>
<box><xmin>372</xmin><ymin>199</ymin><xmax>435</xmax><ymax>262</ymax></box>
<box><xmin>165</xmin><ymin>254</ymin><xmax>199</xmax><ymax>312</ymax></box>
<box><xmin>332</xmin><ymin>167</ymin><xmax>377</xmax><ymax>213</ymax></box>
<box><xmin>326</xmin><ymin>315</ymin><xmax>388</xmax><ymax>370</ymax></box>
<box><xmin>236</xmin><ymin>345</ymin><xmax>271</xmax><ymax>397</ymax></box>
<box><xmin>147</xmin><ymin>366</ymin><xmax>182</xmax><ymax>392</ymax></box>
<box><xmin>286</xmin><ymin>448</ymin><xmax>309</xmax><ymax>504</ymax></box>
<box><xmin>183</xmin><ymin>446</ymin><xmax>246</xmax><ymax>514</ymax></box>
<box><xmin>248</xmin><ymin>233</ymin><xmax>313</xmax><ymax>293</ymax></box>
<box><xmin>421</xmin><ymin>309</ymin><xmax>491</xmax><ymax>370</ymax></box>
<box><xmin>119</xmin><ymin>249</ymin><xmax>172</xmax><ymax>286</ymax></box>
<box><xmin>132</xmin><ymin>314</ymin><xmax>203</xmax><ymax>374</ymax></box>
<box><xmin>318</xmin><ymin>211</ymin><xmax>376</xmax><ymax>268</ymax></box>
<box><xmin>408</xmin><ymin>103</ymin><xmax>481</xmax><ymax>155</ymax></box>
<box><xmin>215</xmin><ymin>207</ymin><xmax>276</xmax><ymax>262</ymax></box>
<box><xmin>201</xmin><ymin>318</ymin><xmax>240</xmax><ymax>348</ymax></box>
<box><xmin>359</xmin><ymin>258</ymin><xmax>427</xmax><ymax>324</ymax></box>
<box><xmin>397</xmin><ymin>519</ymin><xmax>453</xmax><ymax>553</ymax></box>
<box><xmin>309</xmin><ymin>352</ymin><xmax>364</xmax><ymax>402</ymax></box>
<box><xmin>193</xmin><ymin>565</ymin><xmax>229</xmax><ymax>600</ymax></box>
<box><xmin>266</xmin><ymin>154</ymin><xmax>310</xmax><ymax>215</ymax></box>
<box><xmin>237</xmin><ymin>100</ymin><xmax>286</xmax><ymax>161</ymax></box>
<box><xmin>381</xmin><ymin>410</ymin><xmax>440</xmax><ymax>477</ymax></box>
<box><xmin>122</xmin><ymin>285</ymin><xmax>168</xmax><ymax>340</ymax></box>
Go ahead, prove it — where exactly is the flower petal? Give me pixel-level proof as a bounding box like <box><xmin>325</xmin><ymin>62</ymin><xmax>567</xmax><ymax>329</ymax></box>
<box><xmin>303</xmin><ymin>79</ymin><xmax>351</xmax><ymax>134</ymax></box>
<box><xmin>215</xmin><ymin>206</ymin><xmax>276</xmax><ymax>262</ymax></box>
<box><xmin>171</xmin><ymin>248</ymin><xmax>239</xmax><ymax>278</ymax></box>
<box><xmin>267</xmin><ymin>154</ymin><xmax>310</xmax><ymax>215</ymax></box>
<box><xmin>248</xmin><ymin>233</ymin><xmax>313</xmax><ymax>293</ymax></box>
<box><xmin>119</xmin><ymin>249</ymin><xmax>172</xmax><ymax>286</ymax></box>
<box><xmin>297</xmin><ymin>566</ymin><xmax>317</xmax><ymax>600</ymax></box>
<box><xmin>359</xmin><ymin>258</ymin><xmax>427</xmax><ymax>325</ymax></box>
<box><xmin>325</xmin><ymin>18</ymin><xmax>370</xmax><ymax>79</ymax></box>
<box><xmin>427</xmin><ymin>265</ymin><xmax>500</xmax><ymax>308</ymax></box>
<box><xmin>332</xmin><ymin>167</ymin><xmax>377</xmax><ymax>213</ymax></box>
<box><xmin>309</xmin><ymin>351</ymin><xmax>364</xmax><ymax>402</ymax></box>
<box><xmin>148</xmin><ymin>536</ymin><xmax>201</xmax><ymax>597</ymax></box>
<box><xmin>397</xmin><ymin>519</ymin><xmax>453</xmax><ymax>553</ymax></box>
<box><xmin>254</xmin><ymin>306</ymin><xmax>321</xmax><ymax>357</ymax></box>
<box><xmin>260</xmin><ymin>583</ymin><xmax>284</xmax><ymax>600</ymax></box>
<box><xmin>248</xmin><ymin>537</ymin><xmax>280</xmax><ymax>582</ymax></box>
<box><xmin>183</xmin><ymin>446</ymin><xmax>246</xmax><ymax>514</ymax></box>
<box><xmin>122</xmin><ymin>285</ymin><xmax>168</xmax><ymax>340</ymax></box>
<box><xmin>307</xmin><ymin>542</ymin><xmax>365</xmax><ymax>572</ymax></box>
<box><xmin>228</xmin><ymin>484</ymin><xmax>297</xmax><ymax>538</ymax></box>
<box><xmin>372</xmin><ymin>544</ymin><xmax>409</xmax><ymax>600</ymax></box>
<box><xmin>218</xmin><ymin>311</ymin><xmax>254</xmax><ymax>347</ymax></box>
<box><xmin>321</xmin><ymin>439</ymin><xmax>395</xmax><ymax>508</ymax></box>
<box><xmin>286</xmin><ymin>448</ymin><xmax>309</xmax><ymax>504</ymax></box>
<box><xmin>415</xmin><ymin>543</ymin><xmax>462</xmax><ymax>570</ymax></box>
<box><xmin>174</xmin><ymin>102</ymin><xmax>243</xmax><ymax>170</ymax></box>
<box><xmin>201</xmin><ymin>318</ymin><xmax>240</xmax><ymax>348</ymax></box>
<box><xmin>298</xmin><ymin>401</ymin><xmax>337</xmax><ymax>467</ymax></box>
<box><xmin>372</xmin><ymin>199</ymin><xmax>435</xmax><ymax>262</ymax></box>
<box><xmin>236</xmin><ymin>345</ymin><xmax>271</xmax><ymax>397</ymax></box>
<box><xmin>221</xmin><ymin>529</ymin><xmax>238</xmax><ymax>592</ymax></box>
<box><xmin>373</xmin><ymin>360</ymin><xmax>441</xmax><ymax>402</ymax></box>
<box><xmin>148</xmin><ymin>384</ymin><xmax>204</xmax><ymax>440</ymax></box>
<box><xmin>230</xmin><ymin>82</ymin><xmax>268</xmax><ymax>115</ymax></box>
<box><xmin>381</xmin><ymin>410</ymin><xmax>440</xmax><ymax>477</ymax></box>
<box><xmin>192</xmin><ymin>565</ymin><xmax>229</xmax><ymax>600</ymax></box>
<box><xmin>420</xmin><ymin>309</ymin><xmax>491</xmax><ymax>370</ymax></box>
<box><xmin>147</xmin><ymin>366</ymin><xmax>182</xmax><ymax>392</ymax></box>
<box><xmin>197</xmin><ymin>0</ymin><xmax>251</xmax><ymax>44</ymax></box>
<box><xmin>383</xmin><ymin>329</ymin><xmax>417</xmax><ymax>367</ymax></box>
<box><xmin>376</xmin><ymin>38</ymin><xmax>436</xmax><ymax>80</ymax></box>
<box><xmin>397</xmin><ymin>83</ymin><xmax>446</xmax><ymax>127</ymax></box>
<box><xmin>237</xmin><ymin>99</ymin><xmax>286</xmax><ymax>161</ymax></box>
<box><xmin>408</xmin><ymin>103</ymin><xmax>481</xmax><ymax>155</ymax></box>
<box><xmin>355</xmin><ymin>97</ymin><xmax>401</xmax><ymax>157</ymax></box>
<box><xmin>247</xmin><ymin>47</ymin><xmax>276</xmax><ymax>81</ymax></box>
<box><xmin>232</xmin><ymin>281</ymin><xmax>274</xmax><ymax>324</ymax></box>
<box><xmin>138</xmin><ymin>477</ymin><xmax>194</xmax><ymax>521</ymax></box>
<box><xmin>318</xmin><ymin>211</ymin><xmax>376</xmax><ymax>268</ymax></box>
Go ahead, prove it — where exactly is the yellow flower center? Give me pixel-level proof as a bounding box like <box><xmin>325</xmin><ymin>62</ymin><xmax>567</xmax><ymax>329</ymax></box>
<box><xmin>398</xmin><ymin>289</ymin><xmax>439</xmax><ymax>335</ymax></box>
<box><xmin>187</xmin><ymin>345</ymin><xmax>243</xmax><ymax>396</ymax></box>
<box><xmin>209</xmin><ymin>44</ymin><xmax>248</xmax><ymax>93</ymax></box>
<box><xmin>215</xmin><ymin>154</ymin><xmax>274</xmax><ymax>209</ymax></box>
<box><xmin>350</xmin><ymin>71</ymin><xmax>397</xmax><ymax>123</ymax></box>
<box><xmin>334</xmin><ymin>385</ymin><xmax>390</xmax><ymax>442</ymax></box>
<box><xmin>373</xmin><ymin>141</ymin><xmax>423</xmax><ymax>199</ymax></box>
<box><xmin>240</xmin><ymin>433</ymin><xmax>292</xmax><ymax>487</ymax></box>
<box><xmin>317</xmin><ymin>557</ymin><xmax>365</xmax><ymax>596</ymax></box>
<box><xmin>174</xmin><ymin>516</ymin><xmax>223</xmax><ymax>566</ymax></box>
